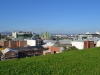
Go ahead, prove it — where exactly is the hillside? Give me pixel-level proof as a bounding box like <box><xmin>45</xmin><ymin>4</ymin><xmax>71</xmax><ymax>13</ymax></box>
<box><xmin>0</xmin><ymin>47</ymin><xmax>100</xmax><ymax>75</ymax></box>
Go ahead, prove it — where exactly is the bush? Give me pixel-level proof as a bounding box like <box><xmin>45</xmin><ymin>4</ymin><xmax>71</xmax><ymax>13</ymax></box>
<box><xmin>69</xmin><ymin>46</ymin><xmax>78</xmax><ymax>50</ymax></box>
<box><xmin>63</xmin><ymin>46</ymin><xmax>78</xmax><ymax>52</ymax></box>
<box><xmin>62</xmin><ymin>46</ymin><xmax>67</xmax><ymax>52</ymax></box>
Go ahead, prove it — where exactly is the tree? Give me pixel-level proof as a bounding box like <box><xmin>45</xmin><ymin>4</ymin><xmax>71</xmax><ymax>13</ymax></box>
<box><xmin>62</xmin><ymin>46</ymin><xmax>67</xmax><ymax>52</ymax></box>
<box><xmin>63</xmin><ymin>46</ymin><xmax>78</xmax><ymax>52</ymax></box>
<box><xmin>5</xmin><ymin>37</ymin><xmax>12</xmax><ymax>41</ymax></box>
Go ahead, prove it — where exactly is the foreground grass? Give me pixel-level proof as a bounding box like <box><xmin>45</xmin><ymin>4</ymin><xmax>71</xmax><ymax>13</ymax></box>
<box><xmin>0</xmin><ymin>47</ymin><xmax>100</xmax><ymax>75</ymax></box>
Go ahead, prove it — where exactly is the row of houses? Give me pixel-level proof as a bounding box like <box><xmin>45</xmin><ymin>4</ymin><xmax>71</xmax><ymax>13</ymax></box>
<box><xmin>0</xmin><ymin>39</ymin><xmax>43</xmax><ymax>48</ymax></box>
<box><xmin>0</xmin><ymin>45</ymin><xmax>62</xmax><ymax>60</ymax></box>
<box><xmin>0</xmin><ymin>40</ymin><xmax>27</xmax><ymax>48</ymax></box>
<box><xmin>1</xmin><ymin>36</ymin><xmax>100</xmax><ymax>61</ymax></box>
<box><xmin>0</xmin><ymin>39</ymin><xmax>96</xmax><ymax>61</ymax></box>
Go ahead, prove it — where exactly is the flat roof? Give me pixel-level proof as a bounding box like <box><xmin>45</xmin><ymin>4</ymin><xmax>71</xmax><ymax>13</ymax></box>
<box><xmin>72</xmin><ymin>40</ymin><xmax>94</xmax><ymax>42</ymax></box>
<box><xmin>78</xmin><ymin>34</ymin><xmax>100</xmax><ymax>35</ymax></box>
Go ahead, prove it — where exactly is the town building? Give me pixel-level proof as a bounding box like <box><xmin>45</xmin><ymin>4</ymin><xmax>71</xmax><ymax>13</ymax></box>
<box><xmin>59</xmin><ymin>39</ymin><xmax>72</xmax><ymax>44</ymax></box>
<box><xmin>42</xmin><ymin>42</ymin><xmax>63</xmax><ymax>55</ymax></box>
<box><xmin>12</xmin><ymin>31</ymin><xmax>33</xmax><ymax>39</ymax></box>
<box><xmin>24</xmin><ymin>34</ymin><xmax>43</xmax><ymax>46</ymax></box>
<box><xmin>71</xmin><ymin>40</ymin><xmax>94</xmax><ymax>49</ymax></box>
<box><xmin>0</xmin><ymin>33</ymin><xmax>43</xmax><ymax>48</ymax></box>
<box><xmin>1</xmin><ymin>46</ymin><xmax>44</xmax><ymax>60</ymax></box>
<box><xmin>43</xmin><ymin>46</ymin><xmax>63</xmax><ymax>55</ymax></box>
<box><xmin>40</xmin><ymin>32</ymin><xmax>51</xmax><ymax>40</ymax></box>
<box><xmin>0</xmin><ymin>40</ymin><xmax>27</xmax><ymax>48</ymax></box>
<box><xmin>96</xmin><ymin>40</ymin><xmax>100</xmax><ymax>47</ymax></box>
<box><xmin>52</xmin><ymin>34</ymin><xmax>67</xmax><ymax>38</ymax></box>
<box><xmin>25</xmin><ymin>39</ymin><xmax>43</xmax><ymax>46</ymax></box>
<box><xmin>78</xmin><ymin>34</ymin><xmax>100</xmax><ymax>40</ymax></box>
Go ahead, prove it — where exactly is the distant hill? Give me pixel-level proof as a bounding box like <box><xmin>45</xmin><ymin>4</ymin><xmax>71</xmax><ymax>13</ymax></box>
<box><xmin>0</xmin><ymin>31</ymin><xmax>12</xmax><ymax>35</ymax></box>
<box><xmin>0</xmin><ymin>47</ymin><xmax>100</xmax><ymax>75</ymax></box>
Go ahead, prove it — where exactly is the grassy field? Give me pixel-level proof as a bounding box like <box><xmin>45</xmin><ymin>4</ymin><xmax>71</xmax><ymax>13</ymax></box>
<box><xmin>0</xmin><ymin>47</ymin><xmax>100</xmax><ymax>75</ymax></box>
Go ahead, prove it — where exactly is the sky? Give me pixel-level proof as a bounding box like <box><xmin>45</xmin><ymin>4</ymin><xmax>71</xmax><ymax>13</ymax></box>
<box><xmin>0</xmin><ymin>0</ymin><xmax>100</xmax><ymax>34</ymax></box>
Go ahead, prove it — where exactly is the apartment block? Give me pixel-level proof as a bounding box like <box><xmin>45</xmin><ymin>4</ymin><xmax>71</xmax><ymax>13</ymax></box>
<box><xmin>0</xmin><ymin>40</ymin><xmax>27</xmax><ymax>48</ymax></box>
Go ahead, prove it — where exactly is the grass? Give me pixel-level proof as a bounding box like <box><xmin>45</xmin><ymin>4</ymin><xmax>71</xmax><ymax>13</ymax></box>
<box><xmin>0</xmin><ymin>47</ymin><xmax>100</xmax><ymax>75</ymax></box>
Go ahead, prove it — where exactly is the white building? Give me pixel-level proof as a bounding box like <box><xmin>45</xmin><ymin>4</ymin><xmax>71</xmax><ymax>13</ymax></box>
<box><xmin>24</xmin><ymin>39</ymin><xmax>43</xmax><ymax>46</ymax></box>
<box><xmin>59</xmin><ymin>39</ymin><xmax>72</xmax><ymax>44</ymax></box>
<box><xmin>71</xmin><ymin>40</ymin><xmax>94</xmax><ymax>49</ymax></box>
<box><xmin>42</xmin><ymin>42</ymin><xmax>55</xmax><ymax>48</ymax></box>
<box><xmin>12</xmin><ymin>31</ymin><xmax>17</xmax><ymax>38</ymax></box>
<box><xmin>95</xmin><ymin>31</ymin><xmax>100</xmax><ymax>35</ymax></box>
<box><xmin>96</xmin><ymin>40</ymin><xmax>100</xmax><ymax>47</ymax></box>
<box><xmin>12</xmin><ymin>31</ymin><xmax>33</xmax><ymax>38</ymax></box>
<box><xmin>71</xmin><ymin>41</ymin><xmax>84</xmax><ymax>49</ymax></box>
<box><xmin>26</xmin><ymin>40</ymin><xmax>37</xmax><ymax>46</ymax></box>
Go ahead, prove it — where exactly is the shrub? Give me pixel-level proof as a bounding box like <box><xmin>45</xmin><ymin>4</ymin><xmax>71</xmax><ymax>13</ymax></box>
<box><xmin>63</xmin><ymin>46</ymin><xmax>78</xmax><ymax>52</ymax></box>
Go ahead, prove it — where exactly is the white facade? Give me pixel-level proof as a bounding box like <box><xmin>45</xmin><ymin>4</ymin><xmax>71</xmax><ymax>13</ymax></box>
<box><xmin>26</xmin><ymin>40</ymin><xmax>36</xmax><ymax>46</ymax></box>
<box><xmin>42</xmin><ymin>42</ymin><xmax>55</xmax><ymax>48</ymax></box>
<box><xmin>95</xmin><ymin>31</ymin><xmax>100</xmax><ymax>35</ymax></box>
<box><xmin>96</xmin><ymin>40</ymin><xmax>100</xmax><ymax>47</ymax></box>
<box><xmin>12</xmin><ymin>31</ymin><xmax>17</xmax><ymax>38</ymax></box>
<box><xmin>59</xmin><ymin>39</ymin><xmax>72</xmax><ymax>44</ymax></box>
<box><xmin>1</xmin><ymin>48</ymin><xmax>10</xmax><ymax>54</ymax></box>
<box><xmin>43</xmin><ymin>40</ymin><xmax>56</xmax><ymax>43</ymax></box>
<box><xmin>71</xmin><ymin>41</ymin><xmax>84</xmax><ymax>49</ymax></box>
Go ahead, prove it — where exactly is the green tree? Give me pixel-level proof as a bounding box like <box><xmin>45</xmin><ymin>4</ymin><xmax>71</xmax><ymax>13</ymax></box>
<box><xmin>63</xmin><ymin>46</ymin><xmax>67</xmax><ymax>52</ymax></box>
<box><xmin>5</xmin><ymin>37</ymin><xmax>12</xmax><ymax>41</ymax></box>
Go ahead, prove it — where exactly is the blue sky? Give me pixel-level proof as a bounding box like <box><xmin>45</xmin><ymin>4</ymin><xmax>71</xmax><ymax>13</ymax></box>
<box><xmin>0</xmin><ymin>0</ymin><xmax>100</xmax><ymax>34</ymax></box>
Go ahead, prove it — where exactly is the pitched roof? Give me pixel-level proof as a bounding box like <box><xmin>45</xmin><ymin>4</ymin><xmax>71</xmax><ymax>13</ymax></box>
<box><xmin>11</xmin><ymin>46</ymin><xmax>44</xmax><ymax>51</ymax></box>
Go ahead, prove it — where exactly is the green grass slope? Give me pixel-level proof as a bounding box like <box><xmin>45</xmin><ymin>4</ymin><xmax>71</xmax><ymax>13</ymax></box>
<box><xmin>0</xmin><ymin>47</ymin><xmax>100</xmax><ymax>75</ymax></box>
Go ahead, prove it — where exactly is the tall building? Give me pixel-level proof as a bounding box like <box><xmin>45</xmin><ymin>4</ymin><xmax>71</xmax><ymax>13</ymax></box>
<box><xmin>78</xmin><ymin>34</ymin><xmax>100</xmax><ymax>40</ymax></box>
<box><xmin>40</xmin><ymin>32</ymin><xmax>51</xmax><ymax>40</ymax></box>
<box><xmin>24</xmin><ymin>34</ymin><xmax>43</xmax><ymax>46</ymax></box>
<box><xmin>12</xmin><ymin>31</ymin><xmax>33</xmax><ymax>39</ymax></box>
<box><xmin>12</xmin><ymin>31</ymin><xmax>17</xmax><ymax>38</ymax></box>
<box><xmin>0</xmin><ymin>40</ymin><xmax>27</xmax><ymax>48</ymax></box>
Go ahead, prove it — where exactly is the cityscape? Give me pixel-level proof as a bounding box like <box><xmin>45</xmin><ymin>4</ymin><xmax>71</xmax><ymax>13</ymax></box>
<box><xmin>0</xmin><ymin>0</ymin><xmax>100</xmax><ymax>75</ymax></box>
<box><xmin>0</xmin><ymin>31</ymin><xmax>100</xmax><ymax>59</ymax></box>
